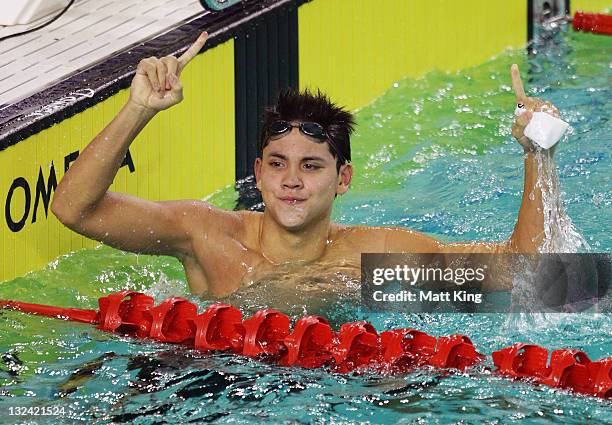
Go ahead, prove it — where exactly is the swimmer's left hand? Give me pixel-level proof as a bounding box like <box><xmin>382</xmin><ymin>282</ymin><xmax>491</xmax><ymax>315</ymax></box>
<box><xmin>510</xmin><ymin>64</ymin><xmax>560</xmax><ymax>153</ymax></box>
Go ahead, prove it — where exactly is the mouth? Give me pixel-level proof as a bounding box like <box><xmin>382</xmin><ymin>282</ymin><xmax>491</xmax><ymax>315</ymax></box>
<box><xmin>278</xmin><ymin>196</ymin><xmax>306</xmax><ymax>205</ymax></box>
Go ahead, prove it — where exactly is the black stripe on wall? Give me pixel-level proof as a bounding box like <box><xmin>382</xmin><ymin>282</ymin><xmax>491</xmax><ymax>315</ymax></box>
<box><xmin>528</xmin><ymin>0</ymin><xmax>534</xmax><ymax>42</ymax></box>
<box><xmin>234</xmin><ymin>0</ymin><xmax>299</xmax><ymax>184</ymax></box>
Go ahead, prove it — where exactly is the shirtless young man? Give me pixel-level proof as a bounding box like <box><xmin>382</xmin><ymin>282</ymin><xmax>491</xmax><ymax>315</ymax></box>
<box><xmin>51</xmin><ymin>32</ymin><xmax>561</xmax><ymax>297</ymax></box>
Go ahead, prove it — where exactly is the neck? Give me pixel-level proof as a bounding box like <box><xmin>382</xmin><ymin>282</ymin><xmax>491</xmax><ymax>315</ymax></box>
<box><xmin>259</xmin><ymin>212</ymin><xmax>332</xmax><ymax>265</ymax></box>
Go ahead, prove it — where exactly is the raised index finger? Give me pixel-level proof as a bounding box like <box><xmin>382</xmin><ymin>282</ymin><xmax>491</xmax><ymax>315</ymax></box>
<box><xmin>178</xmin><ymin>31</ymin><xmax>208</xmax><ymax>71</ymax></box>
<box><xmin>511</xmin><ymin>64</ymin><xmax>527</xmax><ymax>102</ymax></box>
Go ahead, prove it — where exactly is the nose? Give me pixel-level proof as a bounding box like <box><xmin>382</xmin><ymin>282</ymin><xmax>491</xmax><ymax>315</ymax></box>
<box><xmin>281</xmin><ymin>164</ymin><xmax>303</xmax><ymax>190</ymax></box>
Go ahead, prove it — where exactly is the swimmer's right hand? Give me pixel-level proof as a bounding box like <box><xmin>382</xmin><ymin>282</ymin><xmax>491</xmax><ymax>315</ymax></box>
<box><xmin>128</xmin><ymin>31</ymin><xmax>208</xmax><ymax>112</ymax></box>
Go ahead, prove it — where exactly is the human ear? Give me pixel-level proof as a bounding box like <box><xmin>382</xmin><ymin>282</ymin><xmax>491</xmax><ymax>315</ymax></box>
<box><xmin>254</xmin><ymin>158</ymin><xmax>262</xmax><ymax>190</ymax></box>
<box><xmin>336</xmin><ymin>164</ymin><xmax>353</xmax><ymax>195</ymax></box>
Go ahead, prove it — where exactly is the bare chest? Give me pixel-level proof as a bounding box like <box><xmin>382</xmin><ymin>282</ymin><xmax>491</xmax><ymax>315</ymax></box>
<box><xmin>187</xmin><ymin>232</ymin><xmax>363</xmax><ymax>297</ymax></box>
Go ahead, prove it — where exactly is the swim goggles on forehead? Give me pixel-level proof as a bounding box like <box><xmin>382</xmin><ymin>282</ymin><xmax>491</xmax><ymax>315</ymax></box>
<box><xmin>267</xmin><ymin>120</ymin><xmax>345</xmax><ymax>162</ymax></box>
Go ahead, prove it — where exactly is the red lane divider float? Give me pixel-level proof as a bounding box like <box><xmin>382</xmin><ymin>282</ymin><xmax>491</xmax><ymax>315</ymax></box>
<box><xmin>1</xmin><ymin>291</ymin><xmax>610</xmax><ymax>398</ymax></box>
<box><xmin>573</xmin><ymin>11</ymin><xmax>612</xmax><ymax>36</ymax></box>
<box><xmin>492</xmin><ymin>343</ymin><xmax>612</xmax><ymax>398</ymax></box>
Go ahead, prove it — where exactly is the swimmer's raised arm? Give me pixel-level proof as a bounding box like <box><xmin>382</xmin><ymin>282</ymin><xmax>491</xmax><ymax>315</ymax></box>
<box><xmin>504</xmin><ymin>64</ymin><xmax>560</xmax><ymax>252</ymax></box>
<box><xmin>383</xmin><ymin>64</ymin><xmax>560</xmax><ymax>257</ymax></box>
<box><xmin>51</xmin><ymin>32</ymin><xmax>220</xmax><ymax>258</ymax></box>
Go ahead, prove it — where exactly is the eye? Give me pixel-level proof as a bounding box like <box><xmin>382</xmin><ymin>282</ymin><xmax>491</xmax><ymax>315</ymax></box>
<box><xmin>303</xmin><ymin>163</ymin><xmax>321</xmax><ymax>171</ymax></box>
<box><xmin>269</xmin><ymin>161</ymin><xmax>283</xmax><ymax>168</ymax></box>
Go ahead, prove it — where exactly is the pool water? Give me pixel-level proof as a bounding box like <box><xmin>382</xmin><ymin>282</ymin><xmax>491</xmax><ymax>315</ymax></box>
<box><xmin>1</xmin><ymin>27</ymin><xmax>611</xmax><ymax>423</ymax></box>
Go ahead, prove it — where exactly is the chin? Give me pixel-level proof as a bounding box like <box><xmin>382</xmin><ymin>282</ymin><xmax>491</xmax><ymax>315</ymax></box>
<box><xmin>266</xmin><ymin>203</ymin><xmax>308</xmax><ymax>230</ymax></box>
<box><xmin>276</xmin><ymin>211</ymin><xmax>309</xmax><ymax>231</ymax></box>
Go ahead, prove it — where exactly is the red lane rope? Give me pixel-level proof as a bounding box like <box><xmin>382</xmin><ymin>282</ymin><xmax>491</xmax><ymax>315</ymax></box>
<box><xmin>573</xmin><ymin>11</ymin><xmax>612</xmax><ymax>36</ymax></box>
<box><xmin>1</xmin><ymin>291</ymin><xmax>610</xmax><ymax>398</ymax></box>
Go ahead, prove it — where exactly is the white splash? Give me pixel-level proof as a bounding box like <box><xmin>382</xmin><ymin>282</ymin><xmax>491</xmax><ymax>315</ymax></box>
<box><xmin>533</xmin><ymin>139</ymin><xmax>589</xmax><ymax>253</ymax></box>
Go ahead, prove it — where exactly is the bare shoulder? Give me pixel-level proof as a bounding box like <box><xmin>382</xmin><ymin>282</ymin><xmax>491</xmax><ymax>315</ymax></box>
<box><xmin>333</xmin><ymin>224</ymin><xmax>443</xmax><ymax>253</ymax></box>
<box><xmin>384</xmin><ymin>226</ymin><xmax>443</xmax><ymax>252</ymax></box>
<box><xmin>165</xmin><ymin>203</ymin><xmax>260</xmax><ymax>294</ymax></box>
<box><xmin>232</xmin><ymin>209</ymin><xmax>263</xmax><ymax>244</ymax></box>
<box><xmin>170</xmin><ymin>200</ymin><xmax>251</xmax><ymax>236</ymax></box>
<box><xmin>155</xmin><ymin>200</ymin><xmax>249</xmax><ymax>256</ymax></box>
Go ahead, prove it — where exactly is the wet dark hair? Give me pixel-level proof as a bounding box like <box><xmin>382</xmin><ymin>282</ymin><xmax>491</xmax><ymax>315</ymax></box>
<box><xmin>258</xmin><ymin>88</ymin><xmax>355</xmax><ymax>172</ymax></box>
